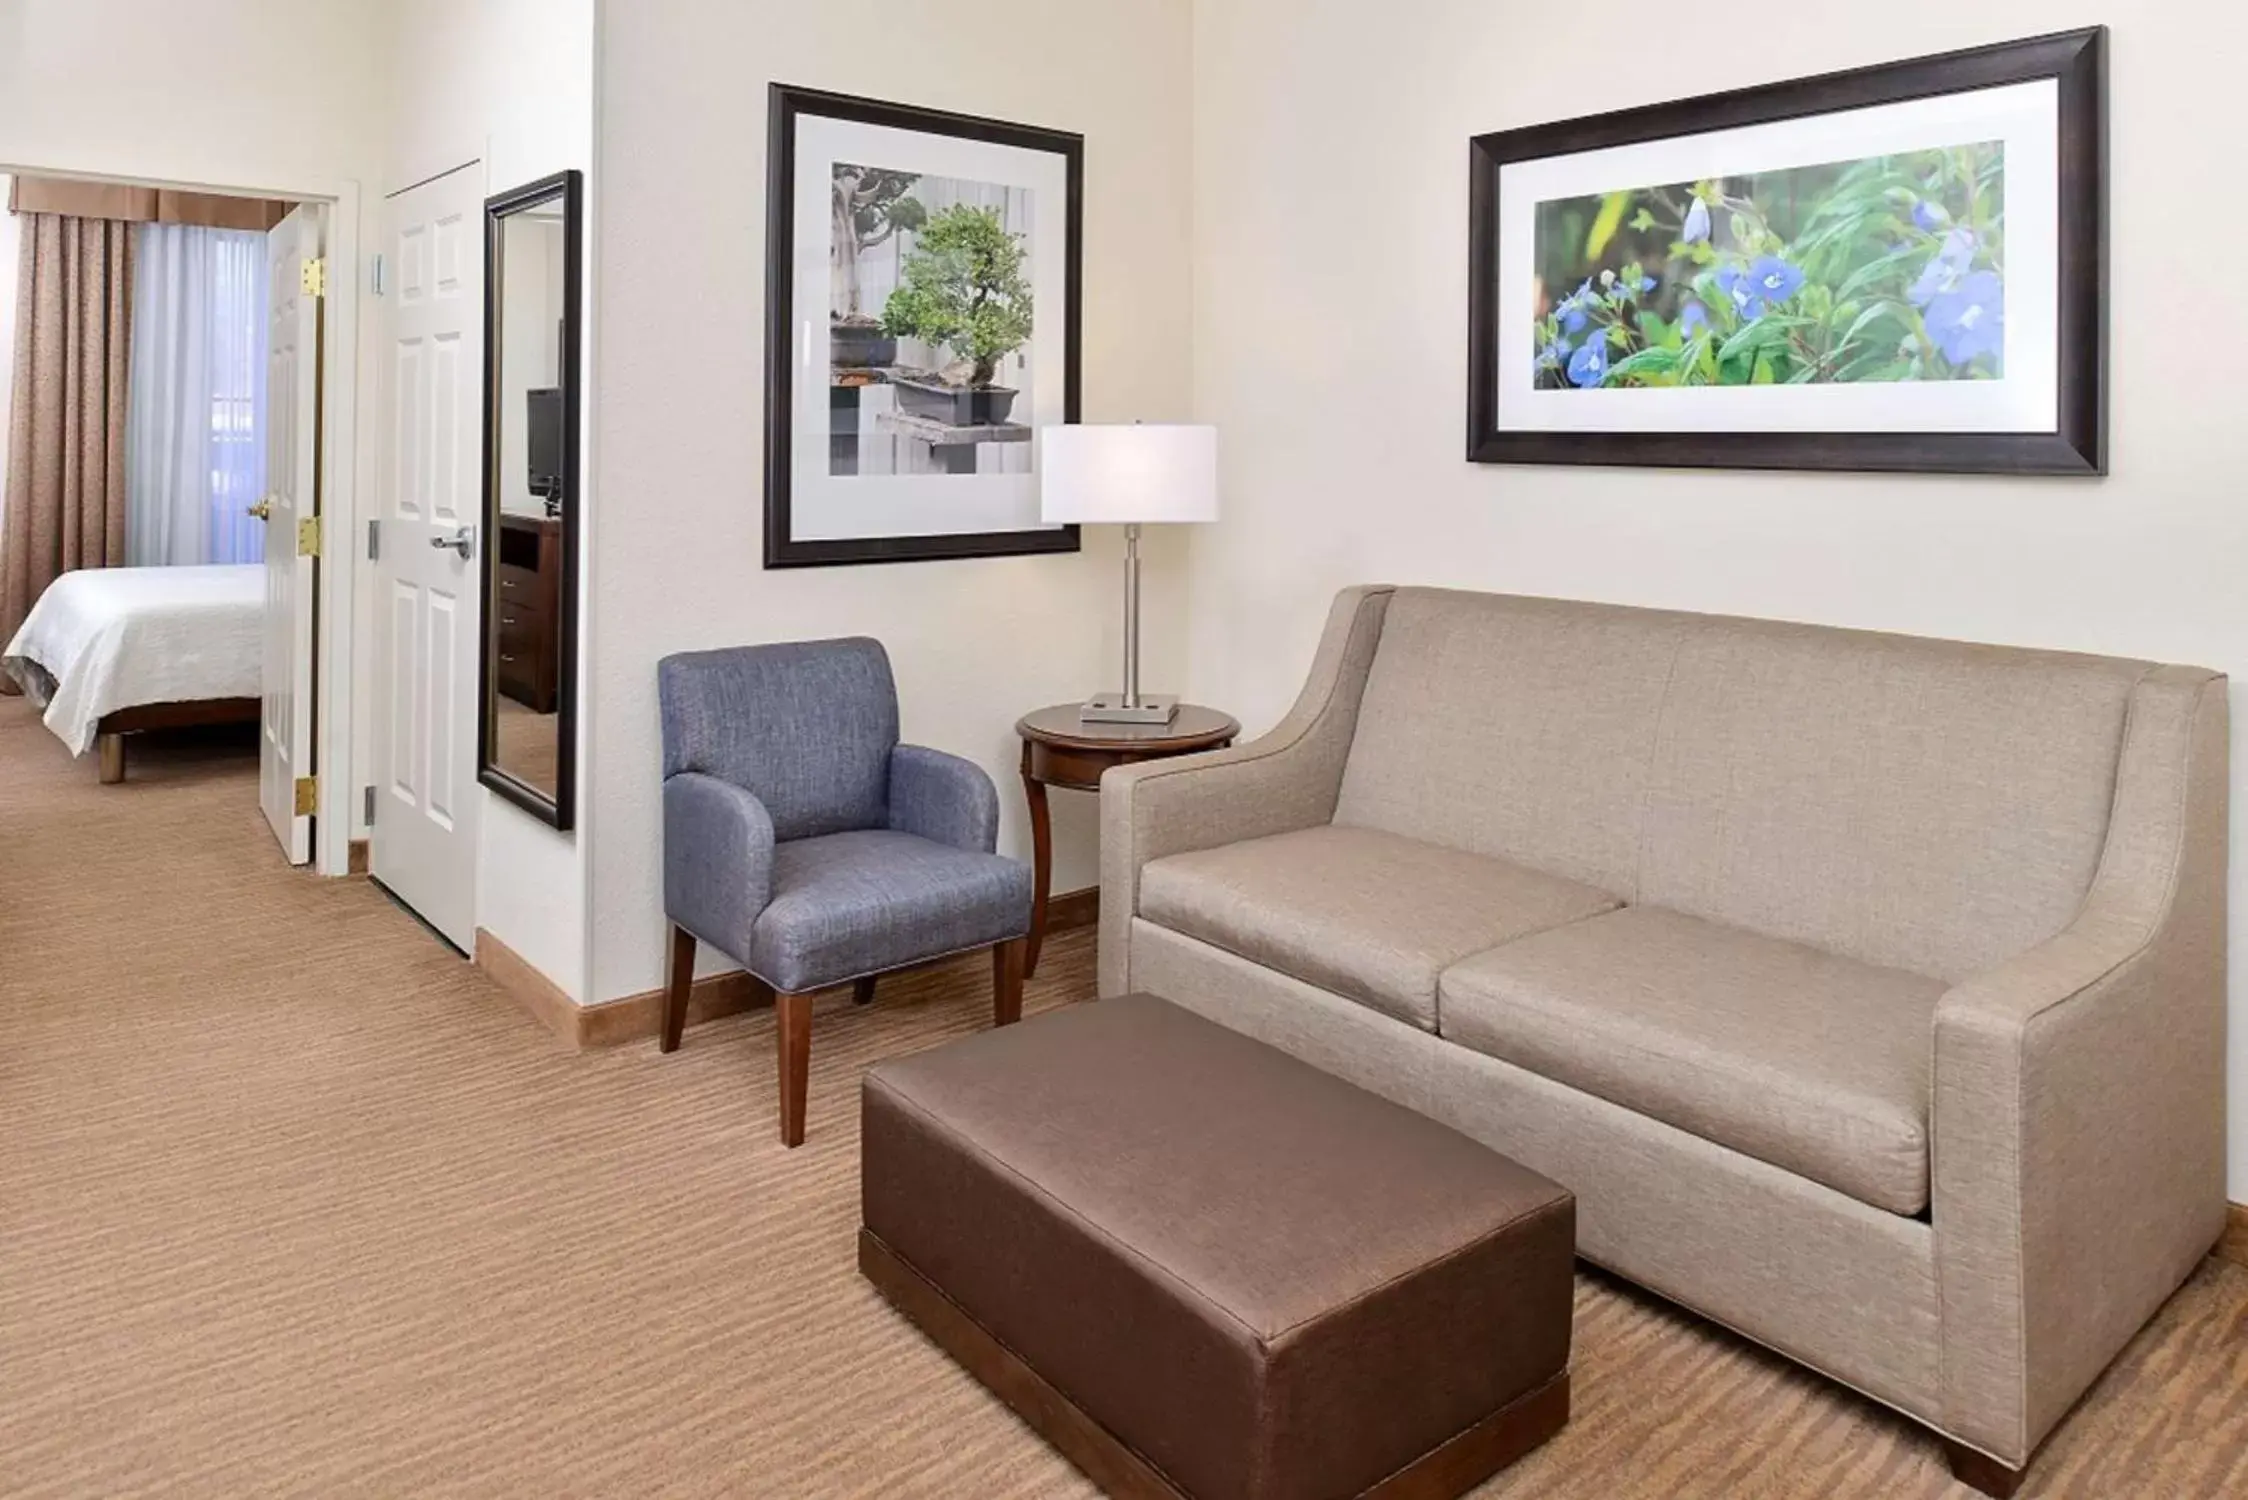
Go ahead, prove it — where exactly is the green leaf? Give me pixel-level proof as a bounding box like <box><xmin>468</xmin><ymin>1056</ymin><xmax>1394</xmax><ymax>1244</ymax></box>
<box><xmin>1630</xmin><ymin>207</ymin><xmax>1657</xmax><ymax>232</ymax></box>
<box><xmin>1608</xmin><ymin>346</ymin><xmax>1681</xmax><ymax>381</ymax></box>
<box><xmin>1751</xmin><ymin>352</ymin><xmax>1777</xmax><ymax>385</ymax></box>
<box><xmin>1831</xmin><ymin>299</ymin><xmax>1905</xmax><ymax>356</ymax></box>
<box><xmin>1831</xmin><ymin>242</ymin><xmax>1928</xmax><ymax>305</ymax></box>
<box><xmin>1585</xmin><ymin>191</ymin><xmax>1633</xmax><ymax>259</ymax></box>
<box><xmin>1716</xmin><ymin>316</ymin><xmax>1810</xmax><ymax>363</ymax></box>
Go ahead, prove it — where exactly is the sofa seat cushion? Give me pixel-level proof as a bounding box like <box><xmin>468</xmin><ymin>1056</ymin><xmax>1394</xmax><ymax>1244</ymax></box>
<box><xmin>1138</xmin><ymin>825</ymin><xmax>1620</xmax><ymax>1030</ymax></box>
<box><xmin>1439</xmin><ymin>906</ymin><xmax>1946</xmax><ymax>1214</ymax></box>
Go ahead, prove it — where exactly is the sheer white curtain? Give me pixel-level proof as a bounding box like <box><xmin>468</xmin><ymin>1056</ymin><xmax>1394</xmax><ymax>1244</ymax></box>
<box><xmin>126</xmin><ymin>223</ymin><xmax>267</xmax><ymax>566</ymax></box>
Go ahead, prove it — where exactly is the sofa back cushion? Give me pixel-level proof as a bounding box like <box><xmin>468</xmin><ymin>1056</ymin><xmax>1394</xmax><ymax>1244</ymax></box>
<box><xmin>1335</xmin><ymin>588</ymin><xmax>2148</xmax><ymax>980</ymax></box>
<box><xmin>1334</xmin><ymin>590</ymin><xmax>1686</xmax><ymax>895</ymax></box>
<box><xmin>1637</xmin><ymin>616</ymin><xmax>2144</xmax><ymax>980</ymax></box>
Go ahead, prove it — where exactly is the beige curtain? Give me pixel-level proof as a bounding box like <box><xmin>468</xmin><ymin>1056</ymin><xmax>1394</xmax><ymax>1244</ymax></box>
<box><xmin>0</xmin><ymin>214</ymin><xmax>136</xmax><ymax>681</ymax></box>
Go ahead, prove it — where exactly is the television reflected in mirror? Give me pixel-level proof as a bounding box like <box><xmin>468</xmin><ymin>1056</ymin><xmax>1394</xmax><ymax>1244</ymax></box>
<box><xmin>478</xmin><ymin>170</ymin><xmax>581</xmax><ymax>830</ymax></box>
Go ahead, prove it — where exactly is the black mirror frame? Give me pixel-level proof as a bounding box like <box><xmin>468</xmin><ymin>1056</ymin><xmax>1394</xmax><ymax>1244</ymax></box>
<box><xmin>476</xmin><ymin>168</ymin><xmax>583</xmax><ymax>831</ymax></box>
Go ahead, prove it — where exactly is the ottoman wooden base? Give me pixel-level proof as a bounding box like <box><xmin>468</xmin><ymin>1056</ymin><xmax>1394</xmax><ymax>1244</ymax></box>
<box><xmin>862</xmin><ymin>1228</ymin><xmax>1570</xmax><ymax>1500</ymax></box>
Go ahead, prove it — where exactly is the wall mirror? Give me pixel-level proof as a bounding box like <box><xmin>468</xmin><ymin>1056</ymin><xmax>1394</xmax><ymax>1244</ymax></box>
<box><xmin>478</xmin><ymin>169</ymin><xmax>582</xmax><ymax>829</ymax></box>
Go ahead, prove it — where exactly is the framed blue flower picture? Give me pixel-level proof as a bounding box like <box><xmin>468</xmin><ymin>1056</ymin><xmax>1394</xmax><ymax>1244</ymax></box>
<box><xmin>1467</xmin><ymin>28</ymin><xmax>2105</xmax><ymax>474</ymax></box>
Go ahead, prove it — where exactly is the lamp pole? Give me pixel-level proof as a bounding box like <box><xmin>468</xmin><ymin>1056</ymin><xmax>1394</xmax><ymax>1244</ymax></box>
<box><xmin>1122</xmin><ymin>522</ymin><xmax>1142</xmax><ymax>710</ymax></box>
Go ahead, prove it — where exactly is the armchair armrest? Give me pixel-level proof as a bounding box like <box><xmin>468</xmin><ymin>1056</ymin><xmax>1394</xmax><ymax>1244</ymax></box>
<box><xmin>1098</xmin><ymin>585</ymin><xmax>1394</xmax><ymax>995</ymax></box>
<box><xmin>663</xmin><ymin>771</ymin><xmax>777</xmax><ymax>964</ymax></box>
<box><xmin>1931</xmin><ymin>666</ymin><xmax>2227</xmax><ymax>1466</ymax></box>
<box><xmin>888</xmin><ymin>743</ymin><xmax>1000</xmax><ymax>853</ymax></box>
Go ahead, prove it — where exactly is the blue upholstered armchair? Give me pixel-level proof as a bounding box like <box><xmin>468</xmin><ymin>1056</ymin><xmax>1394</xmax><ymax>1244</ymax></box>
<box><xmin>657</xmin><ymin>638</ymin><xmax>1033</xmax><ymax>1146</ymax></box>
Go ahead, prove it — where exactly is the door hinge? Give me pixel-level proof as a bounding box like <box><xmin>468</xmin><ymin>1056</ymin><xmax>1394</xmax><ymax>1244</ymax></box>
<box><xmin>298</xmin><ymin>516</ymin><xmax>322</xmax><ymax>558</ymax></box>
<box><xmin>367</xmin><ymin>519</ymin><xmax>380</xmax><ymax>561</ymax></box>
<box><xmin>364</xmin><ymin>785</ymin><xmax>377</xmax><ymax>825</ymax></box>
<box><xmin>301</xmin><ymin>256</ymin><xmax>327</xmax><ymax>298</ymax></box>
<box><xmin>370</xmin><ymin>253</ymin><xmax>386</xmax><ymax>297</ymax></box>
<box><xmin>294</xmin><ymin>776</ymin><xmax>318</xmax><ymax>817</ymax></box>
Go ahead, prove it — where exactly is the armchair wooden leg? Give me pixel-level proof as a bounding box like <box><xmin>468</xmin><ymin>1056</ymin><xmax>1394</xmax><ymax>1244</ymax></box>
<box><xmin>852</xmin><ymin>975</ymin><xmax>877</xmax><ymax>1006</ymax></box>
<box><xmin>993</xmin><ymin>937</ymin><xmax>1026</xmax><ymax>1027</ymax></box>
<box><xmin>661</xmin><ymin>925</ymin><xmax>695</xmax><ymax>1053</ymax></box>
<box><xmin>775</xmin><ymin>990</ymin><xmax>813</xmax><ymax>1147</ymax></box>
<box><xmin>98</xmin><ymin>732</ymin><xmax>125</xmax><ymax>785</ymax></box>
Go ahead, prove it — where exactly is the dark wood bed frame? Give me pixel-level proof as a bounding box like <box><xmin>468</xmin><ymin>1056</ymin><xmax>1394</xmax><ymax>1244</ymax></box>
<box><xmin>94</xmin><ymin>698</ymin><xmax>261</xmax><ymax>784</ymax></box>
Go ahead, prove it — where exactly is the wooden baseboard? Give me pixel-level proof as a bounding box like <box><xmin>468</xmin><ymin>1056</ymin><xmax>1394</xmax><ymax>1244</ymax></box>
<box><xmin>578</xmin><ymin>969</ymin><xmax>772</xmax><ymax>1049</ymax></box>
<box><xmin>1047</xmin><ymin>886</ymin><xmax>1099</xmax><ymax>933</ymax></box>
<box><xmin>473</xmin><ymin>928</ymin><xmax>583</xmax><ymax>1045</ymax></box>
<box><xmin>2218</xmin><ymin>1202</ymin><xmax>2248</xmax><ymax>1270</ymax></box>
<box><xmin>473</xmin><ymin>926</ymin><xmax>772</xmax><ymax>1050</ymax></box>
<box><xmin>347</xmin><ymin>839</ymin><xmax>369</xmax><ymax>875</ymax></box>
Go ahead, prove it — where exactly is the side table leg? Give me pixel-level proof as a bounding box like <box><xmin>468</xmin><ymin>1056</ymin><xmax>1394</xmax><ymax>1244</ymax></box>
<box><xmin>1021</xmin><ymin>742</ymin><xmax>1052</xmax><ymax>979</ymax></box>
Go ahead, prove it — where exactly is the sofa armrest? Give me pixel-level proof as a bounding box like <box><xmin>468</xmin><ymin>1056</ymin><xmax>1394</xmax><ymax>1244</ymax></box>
<box><xmin>1097</xmin><ymin>585</ymin><xmax>1394</xmax><ymax>995</ymax></box>
<box><xmin>1931</xmin><ymin>666</ymin><xmax>2227</xmax><ymax>1466</ymax></box>
<box><xmin>663</xmin><ymin>771</ymin><xmax>778</xmax><ymax>964</ymax></box>
<box><xmin>888</xmin><ymin>743</ymin><xmax>1001</xmax><ymax>853</ymax></box>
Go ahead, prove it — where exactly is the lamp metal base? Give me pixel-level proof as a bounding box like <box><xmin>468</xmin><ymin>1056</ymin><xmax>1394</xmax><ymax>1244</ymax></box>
<box><xmin>1079</xmin><ymin>693</ymin><xmax>1179</xmax><ymax>725</ymax></box>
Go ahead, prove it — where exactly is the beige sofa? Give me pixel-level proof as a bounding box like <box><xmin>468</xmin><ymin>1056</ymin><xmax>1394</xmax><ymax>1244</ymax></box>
<box><xmin>1100</xmin><ymin>585</ymin><xmax>2228</xmax><ymax>1489</ymax></box>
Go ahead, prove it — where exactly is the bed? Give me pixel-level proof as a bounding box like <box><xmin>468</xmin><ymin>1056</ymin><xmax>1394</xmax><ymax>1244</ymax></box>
<box><xmin>2</xmin><ymin>564</ymin><xmax>264</xmax><ymax>782</ymax></box>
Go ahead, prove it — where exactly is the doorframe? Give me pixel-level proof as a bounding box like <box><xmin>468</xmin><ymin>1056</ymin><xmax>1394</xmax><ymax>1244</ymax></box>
<box><xmin>0</xmin><ymin>161</ymin><xmax>364</xmax><ymax>876</ymax></box>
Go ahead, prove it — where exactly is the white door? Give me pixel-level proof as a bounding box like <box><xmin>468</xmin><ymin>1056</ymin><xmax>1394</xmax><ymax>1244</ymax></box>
<box><xmin>372</xmin><ymin>165</ymin><xmax>484</xmax><ymax>950</ymax></box>
<box><xmin>259</xmin><ymin>207</ymin><xmax>323</xmax><ymax>864</ymax></box>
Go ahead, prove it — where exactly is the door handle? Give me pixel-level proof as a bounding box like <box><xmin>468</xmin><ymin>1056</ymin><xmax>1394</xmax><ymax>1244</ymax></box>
<box><xmin>430</xmin><ymin>526</ymin><xmax>475</xmax><ymax>560</ymax></box>
<box><xmin>246</xmin><ymin>497</ymin><xmax>273</xmax><ymax>521</ymax></box>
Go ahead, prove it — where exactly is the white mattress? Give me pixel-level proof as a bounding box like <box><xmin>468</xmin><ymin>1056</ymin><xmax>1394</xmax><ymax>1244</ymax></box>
<box><xmin>2</xmin><ymin>565</ymin><xmax>263</xmax><ymax>755</ymax></box>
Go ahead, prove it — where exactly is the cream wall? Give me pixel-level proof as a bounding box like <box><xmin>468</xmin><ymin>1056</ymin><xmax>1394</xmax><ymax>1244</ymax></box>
<box><xmin>588</xmin><ymin>0</ymin><xmax>1195</xmax><ymax>1002</ymax></box>
<box><xmin>1186</xmin><ymin>2</ymin><xmax>2248</xmax><ymax>1198</ymax></box>
<box><xmin>384</xmin><ymin>0</ymin><xmax>596</xmax><ymax>998</ymax></box>
<box><xmin>0</xmin><ymin>0</ymin><xmax>385</xmax><ymax>197</ymax></box>
<box><xmin>0</xmin><ymin>175</ymin><xmax>18</xmax><ymax>531</ymax></box>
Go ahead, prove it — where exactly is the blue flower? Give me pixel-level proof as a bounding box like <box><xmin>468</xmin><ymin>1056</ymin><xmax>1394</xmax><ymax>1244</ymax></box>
<box><xmin>1679</xmin><ymin>301</ymin><xmax>1710</xmax><ymax>335</ymax></box>
<box><xmin>1911</xmin><ymin>198</ymin><xmax>1949</xmax><ymax>232</ymax></box>
<box><xmin>1566</xmin><ymin>332</ymin><xmax>1610</xmax><ymax>388</ymax></box>
<box><xmin>1714</xmin><ymin>258</ymin><xmax>1801</xmax><ymax>321</ymax></box>
<box><xmin>1682</xmin><ymin>197</ymin><xmax>1711</xmax><ymax>244</ymax></box>
<box><xmin>1748</xmin><ymin>255</ymin><xmax>1805</xmax><ymax>306</ymax></box>
<box><xmin>1555</xmin><ymin>278</ymin><xmax>1596</xmax><ymax>333</ymax></box>
<box><xmin>1909</xmin><ymin>228</ymin><xmax>1979</xmax><ymax>307</ymax></box>
<box><xmin>1535</xmin><ymin>337</ymin><xmax>1571</xmax><ymax>373</ymax></box>
<box><xmin>1612</xmin><ymin>269</ymin><xmax>1656</xmax><ymax>302</ymax></box>
<box><xmin>1924</xmin><ymin>270</ymin><xmax>2003</xmax><ymax>365</ymax></box>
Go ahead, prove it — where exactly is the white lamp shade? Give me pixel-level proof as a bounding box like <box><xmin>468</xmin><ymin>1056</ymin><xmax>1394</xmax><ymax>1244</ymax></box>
<box><xmin>1038</xmin><ymin>424</ymin><xmax>1219</xmax><ymax>525</ymax></box>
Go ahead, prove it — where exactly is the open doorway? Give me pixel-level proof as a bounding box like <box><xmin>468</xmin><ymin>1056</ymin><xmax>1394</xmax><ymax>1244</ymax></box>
<box><xmin>0</xmin><ymin>168</ymin><xmax>346</xmax><ymax>867</ymax></box>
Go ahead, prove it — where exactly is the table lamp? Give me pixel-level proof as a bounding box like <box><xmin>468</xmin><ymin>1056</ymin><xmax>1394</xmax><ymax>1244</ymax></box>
<box><xmin>1038</xmin><ymin>424</ymin><xmax>1219</xmax><ymax>724</ymax></box>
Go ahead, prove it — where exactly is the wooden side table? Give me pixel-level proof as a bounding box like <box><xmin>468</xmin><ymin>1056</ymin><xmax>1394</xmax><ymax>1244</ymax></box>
<box><xmin>1016</xmin><ymin>703</ymin><xmax>1239</xmax><ymax>977</ymax></box>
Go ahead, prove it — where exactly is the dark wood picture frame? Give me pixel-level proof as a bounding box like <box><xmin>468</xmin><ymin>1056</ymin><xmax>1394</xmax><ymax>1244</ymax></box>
<box><xmin>1466</xmin><ymin>27</ymin><xmax>2106</xmax><ymax>475</ymax></box>
<box><xmin>764</xmin><ymin>83</ymin><xmax>1084</xmax><ymax>567</ymax></box>
<box><xmin>477</xmin><ymin>168</ymin><xmax>582</xmax><ymax>831</ymax></box>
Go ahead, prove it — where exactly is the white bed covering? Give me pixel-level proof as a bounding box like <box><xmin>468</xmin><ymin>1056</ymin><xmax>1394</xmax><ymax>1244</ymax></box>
<box><xmin>2</xmin><ymin>565</ymin><xmax>263</xmax><ymax>755</ymax></box>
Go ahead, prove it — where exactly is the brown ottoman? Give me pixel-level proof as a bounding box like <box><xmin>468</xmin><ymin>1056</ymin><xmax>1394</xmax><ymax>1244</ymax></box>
<box><xmin>860</xmin><ymin>993</ymin><xmax>1574</xmax><ymax>1500</ymax></box>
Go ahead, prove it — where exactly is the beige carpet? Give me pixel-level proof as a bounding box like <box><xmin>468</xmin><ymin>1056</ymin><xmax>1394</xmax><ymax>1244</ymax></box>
<box><xmin>2</xmin><ymin>695</ymin><xmax>2243</xmax><ymax>1499</ymax></box>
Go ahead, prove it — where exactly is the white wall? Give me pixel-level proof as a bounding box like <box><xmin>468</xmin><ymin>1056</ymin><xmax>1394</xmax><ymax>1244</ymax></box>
<box><xmin>588</xmin><ymin>0</ymin><xmax>1196</xmax><ymax>1002</ymax></box>
<box><xmin>1187</xmin><ymin>1</ymin><xmax>2248</xmax><ymax>1198</ymax></box>
<box><xmin>384</xmin><ymin>0</ymin><xmax>596</xmax><ymax>998</ymax></box>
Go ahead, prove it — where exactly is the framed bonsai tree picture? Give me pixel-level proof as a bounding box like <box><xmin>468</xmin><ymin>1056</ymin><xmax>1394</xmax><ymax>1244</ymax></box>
<box><xmin>764</xmin><ymin>84</ymin><xmax>1084</xmax><ymax>567</ymax></box>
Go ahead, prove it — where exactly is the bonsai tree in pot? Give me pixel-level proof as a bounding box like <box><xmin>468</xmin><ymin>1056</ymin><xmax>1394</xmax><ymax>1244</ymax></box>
<box><xmin>830</xmin><ymin>165</ymin><xmax>925</xmax><ymax>368</ymax></box>
<box><xmin>881</xmin><ymin>203</ymin><xmax>1035</xmax><ymax>425</ymax></box>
